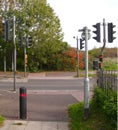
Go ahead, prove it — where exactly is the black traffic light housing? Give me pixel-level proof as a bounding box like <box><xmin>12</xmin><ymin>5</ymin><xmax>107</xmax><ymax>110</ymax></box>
<box><xmin>27</xmin><ymin>36</ymin><xmax>32</xmax><ymax>47</ymax></box>
<box><xmin>5</xmin><ymin>20</ymin><xmax>10</xmax><ymax>42</ymax></box>
<box><xmin>1</xmin><ymin>22</ymin><xmax>5</xmax><ymax>39</ymax></box>
<box><xmin>108</xmin><ymin>22</ymin><xmax>116</xmax><ymax>43</ymax></box>
<box><xmin>1</xmin><ymin>20</ymin><xmax>10</xmax><ymax>41</ymax></box>
<box><xmin>92</xmin><ymin>23</ymin><xmax>101</xmax><ymax>42</ymax></box>
<box><xmin>99</xmin><ymin>62</ymin><xmax>102</xmax><ymax>69</ymax></box>
<box><xmin>80</xmin><ymin>38</ymin><xmax>85</xmax><ymax>50</ymax></box>
<box><xmin>93</xmin><ymin>60</ymin><xmax>99</xmax><ymax>70</ymax></box>
<box><xmin>18</xmin><ymin>36</ymin><xmax>23</xmax><ymax>46</ymax></box>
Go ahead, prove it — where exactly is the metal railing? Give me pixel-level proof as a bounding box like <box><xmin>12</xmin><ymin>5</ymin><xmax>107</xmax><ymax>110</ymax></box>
<box><xmin>97</xmin><ymin>70</ymin><xmax>118</xmax><ymax>91</ymax></box>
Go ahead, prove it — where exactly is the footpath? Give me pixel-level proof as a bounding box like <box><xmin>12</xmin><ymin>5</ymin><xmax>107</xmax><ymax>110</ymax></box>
<box><xmin>1</xmin><ymin>120</ymin><xmax>68</xmax><ymax>130</ymax></box>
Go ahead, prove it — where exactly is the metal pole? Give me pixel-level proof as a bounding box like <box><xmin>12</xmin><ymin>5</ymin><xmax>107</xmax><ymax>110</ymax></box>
<box><xmin>100</xmin><ymin>18</ymin><xmax>106</xmax><ymax>55</ymax></box>
<box><xmin>4</xmin><ymin>0</ymin><xmax>7</xmax><ymax>72</ymax></box>
<box><xmin>24</xmin><ymin>45</ymin><xmax>26</xmax><ymax>77</ymax></box>
<box><xmin>84</xmin><ymin>27</ymin><xmax>90</xmax><ymax>119</ymax></box>
<box><xmin>99</xmin><ymin>18</ymin><xmax>106</xmax><ymax>70</ymax></box>
<box><xmin>12</xmin><ymin>52</ymin><xmax>13</xmax><ymax>71</ymax></box>
<box><xmin>76</xmin><ymin>36</ymin><xmax>79</xmax><ymax>77</ymax></box>
<box><xmin>4</xmin><ymin>50</ymin><xmax>6</xmax><ymax>72</ymax></box>
<box><xmin>73</xmin><ymin>36</ymin><xmax>79</xmax><ymax>77</ymax></box>
<box><xmin>13</xmin><ymin>16</ymin><xmax>16</xmax><ymax>91</ymax></box>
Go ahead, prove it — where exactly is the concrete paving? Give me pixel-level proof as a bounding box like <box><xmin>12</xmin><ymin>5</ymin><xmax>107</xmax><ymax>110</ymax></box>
<box><xmin>0</xmin><ymin>120</ymin><xmax>69</xmax><ymax>130</ymax></box>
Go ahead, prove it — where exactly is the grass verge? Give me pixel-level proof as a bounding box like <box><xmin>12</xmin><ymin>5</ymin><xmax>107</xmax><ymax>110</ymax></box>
<box><xmin>68</xmin><ymin>101</ymin><xmax>115</xmax><ymax>130</ymax></box>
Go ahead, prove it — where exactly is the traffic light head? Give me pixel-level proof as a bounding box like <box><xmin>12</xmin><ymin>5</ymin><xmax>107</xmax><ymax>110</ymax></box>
<box><xmin>108</xmin><ymin>22</ymin><xmax>116</xmax><ymax>43</ymax></box>
<box><xmin>93</xmin><ymin>60</ymin><xmax>99</xmax><ymax>70</ymax></box>
<box><xmin>99</xmin><ymin>62</ymin><xmax>102</xmax><ymax>69</ymax></box>
<box><xmin>80</xmin><ymin>38</ymin><xmax>85</xmax><ymax>50</ymax></box>
<box><xmin>99</xmin><ymin>55</ymin><xmax>103</xmax><ymax>62</ymax></box>
<box><xmin>92</xmin><ymin>23</ymin><xmax>101</xmax><ymax>42</ymax></box>
<box><xmin>27</xmin><ymin>36</ymin><xmax>33</xmax><ymax>47</ymax></box>
<box><xmin>18</xmin><ymin>36</ymin><xmax>23</xmax><ymax>46</ymax></box>
<box><xmin>0</xmin><ymin>18</ymin><xmax>3</xmax><ymax>33</ymax></box>
<box><xmin>1</xmin><ymin>22</ymin><xmax>5</xmax><ymax>39</ymax></box>
<box><xmin>5</xmin><ymin>20</ymin><xmax>10</xmax><ymax>42</ymax></box>
<box><xmin>1</xmin><ymin>20</ymin><xmax>10</xmax><ymax>41</ymax></box>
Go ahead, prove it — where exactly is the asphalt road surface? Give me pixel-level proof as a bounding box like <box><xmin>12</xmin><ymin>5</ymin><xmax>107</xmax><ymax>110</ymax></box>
<box><xmin>0</xmin><ymin>78</ymin><xmax>96</xmax><ymax>121</ymax></box>
<box><xmin>0</xmin><ymin>78</ymin><xmax>95</xmax><ymax>90</ymax></box>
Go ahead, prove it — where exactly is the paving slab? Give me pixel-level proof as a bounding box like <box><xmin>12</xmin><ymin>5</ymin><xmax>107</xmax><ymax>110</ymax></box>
<box><xmin>0</xmin><ymin>120</ymin><xmax>69</xmax><ymax>130</ymax></box>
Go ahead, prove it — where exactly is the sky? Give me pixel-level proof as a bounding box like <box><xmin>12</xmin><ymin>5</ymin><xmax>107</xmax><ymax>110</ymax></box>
<box><xmin>47</xmin><ymin>0</ymin><xmax>118</xmax><ymax>50</ymax></box>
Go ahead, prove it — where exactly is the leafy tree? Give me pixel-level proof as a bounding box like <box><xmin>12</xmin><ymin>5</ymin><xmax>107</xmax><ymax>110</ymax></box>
<box><xmin>0</xmin><ymin>0</ymin><xmax>71</xmax><ymax>71</ymax></box>
<box><xmin>22</xmin><ymin>0</ymin><xmax>67</xmax><ymax>71</ymax></box>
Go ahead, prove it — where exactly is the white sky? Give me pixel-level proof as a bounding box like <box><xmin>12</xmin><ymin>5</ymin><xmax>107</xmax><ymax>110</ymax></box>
<box><xmin>47</xmin><ymin>0</ymin><xmax>118</xmax><ymax>50</ymax></box>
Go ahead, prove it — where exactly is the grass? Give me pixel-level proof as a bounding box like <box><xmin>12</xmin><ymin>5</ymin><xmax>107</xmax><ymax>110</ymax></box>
<box><xmin>0</xmin><ymin>116</ymin><xmax>4</xmax><ymax>126</ymax></box>
<box><xmin>74</xmin><ymin>70</ymin><xmax>96</xmax><ymax>78</ymax></box>
<box><xmin>103</xmin><ymin>58</ymin><xmax>118</xmax><ymax>70</ymax></box>
<box><xmin>68</xmin><ymin>102</ymin><xmax>114</xmax><ymax>130</ymax></box>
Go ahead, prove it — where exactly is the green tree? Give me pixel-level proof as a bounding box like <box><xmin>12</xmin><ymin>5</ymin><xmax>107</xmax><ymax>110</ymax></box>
<box><xmin>0</xmin><ymin>0</ymin><xmax>70</xmax><ymax>71</ymax></box>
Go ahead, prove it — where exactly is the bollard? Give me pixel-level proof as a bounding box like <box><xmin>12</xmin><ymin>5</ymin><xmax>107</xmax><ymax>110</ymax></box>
<box><xmin>19</xmin><ymin>87</ymin><xmax>27</xmax><ymax>119</ymax></box>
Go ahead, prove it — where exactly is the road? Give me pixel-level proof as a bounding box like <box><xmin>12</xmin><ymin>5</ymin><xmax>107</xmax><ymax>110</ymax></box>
<box><xmin>0</xmin><ymin>78</ymin><xmax>95</xmax><ymax>90</ymax></box>
<box><xmin>0</xmin><ymin>77</ymin><xmax>96</xmax><ymax>121</ymax></box>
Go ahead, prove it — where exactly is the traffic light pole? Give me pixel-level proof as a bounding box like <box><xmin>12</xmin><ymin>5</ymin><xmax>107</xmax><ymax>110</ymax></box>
<box><xmin>100</xmin><ymin>18</ymin><xmax>106</xmax><ymax>55</ymax></box>
<box><xmin>4</xmin><ymin>49</ymin><xmax>6</xmax><ymax>72</ymax></box>
<box><xmin>4</xmin><ymin>0</ymin><xmax>7</xmax><ymax>72</ymax></box>
<box><xmin>99</xmin><ymin>18</ymin><xmax>106</xmax><ymax>69</ymax></box>
<box><xmin>13</xmin><ymin>16</ymin><xmax>16</xmax><ymax>91</ymax></box>
<box><xmin>84</xmin><ymin>27</ymin><xmax>90</xmax><ymax>119</ymax></box>
<box><xmin>76</xmin><ymin>37</ymin><xmax>79</xmax><ymax>77</ymax></box>
<box><xmin>24</xmin><ymin>44</ymin><xmax>26</xmax><ymax>77</ymax></box>
<box><xmin>79</xmin><ymin>27</ymin><xmax>90</xmax><ymax>119</ymax></box>
<box><xmin>73</xmin><ymin>36</ymin><xmax>79</xmax><ymax>77</ymax></box>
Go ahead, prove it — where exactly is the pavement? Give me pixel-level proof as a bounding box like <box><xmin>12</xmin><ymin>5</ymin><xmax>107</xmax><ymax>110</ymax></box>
<box><xmin>0</xmin><ymin>120</ymin><xmax>69</xmax><ymax>130</ymax></box>
<box><xmin>0</xmin><ymin>72</ymin><xmax>95</xmax><ymax>130</ymax></box>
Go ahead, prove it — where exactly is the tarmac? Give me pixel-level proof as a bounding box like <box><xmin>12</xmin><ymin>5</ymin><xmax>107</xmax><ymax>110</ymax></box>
<box><xmin>0</xmin><ymin>72</ymin><xmax>95</xmax><ymax>130</ymax></box>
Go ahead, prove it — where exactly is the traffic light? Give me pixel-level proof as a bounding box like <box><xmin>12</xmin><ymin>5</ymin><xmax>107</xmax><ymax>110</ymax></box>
<box><xmin>80</xmin><ymin>38</ymin><xmax>85</xmax><ymax>50</ymax></box>
<box><xmin>18</xmin><ymin>36</ymin><xmax>23</xmax><ymax>46</ymax></box>
<box><xmin>92</xmin><ymin>23</ymin><xmax>101</xmax><ymax>42</ymax></box>
<box><xmin>108</xmin><ymin>22</ymin><xmax>116</xmax><ymax>43</ymax></box>
<box><xmin>27</xmin><ymin>36</ymin><xmax>32</xmax><ymax>47</ymax></box>
<box><xmin>99</xmin><ymin>62</ymin><xmax>102</xmax><ymax>69</ymax></box>
<box><xmin>93</xmin><ymin>60</ymin><xmax>99</xmax><ymax>70</ymax></box>
<box><xmin>1</xmin><ymin>22</ymin><xmax>5</xmax><ymax>39</ymax></box>
<box><xmin>1</xmin><ymin>20</ymin><xmax>10</xmax><ymax>41</ymax></box>
<box><xmin>0</xmin><ymin>18</ymin><xmax>2</xmax><ymax>33</ymax></box>
<box><xmin>5</xmin><ymin>20</ymin><xmax>10</xmax><ymax>41</ymax></box>
<box><xmin>99</xmin><ymin>55</ymin><xmax>103</xmax><ymax>62</ymax></box>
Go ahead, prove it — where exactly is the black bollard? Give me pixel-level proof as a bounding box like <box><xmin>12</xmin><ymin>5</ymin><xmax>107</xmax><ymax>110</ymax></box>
<box><xmin>19</xmin><ymin>87</ymin><xmax>27</xmax><ymax>119</ymax></box>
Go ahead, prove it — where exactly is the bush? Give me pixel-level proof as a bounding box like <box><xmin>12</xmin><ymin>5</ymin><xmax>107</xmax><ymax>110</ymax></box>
<box><xmin>92</xmin><ymin>87</ymin><xmax>117</xmax><ymax>129</ymax></box>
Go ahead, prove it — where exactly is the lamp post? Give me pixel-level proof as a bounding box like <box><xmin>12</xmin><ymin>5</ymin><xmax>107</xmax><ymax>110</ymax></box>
<box><xmin>73</xmin><ymin>36</ymin><xmax>79</xmax><ymax>77</ymax></box>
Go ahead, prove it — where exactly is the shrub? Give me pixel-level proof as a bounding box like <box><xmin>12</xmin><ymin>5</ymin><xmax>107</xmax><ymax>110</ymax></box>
<box><xmin>92</xmin><ymin>87</ymin><xmax>117</xmax><ymax>129</ymax></box>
